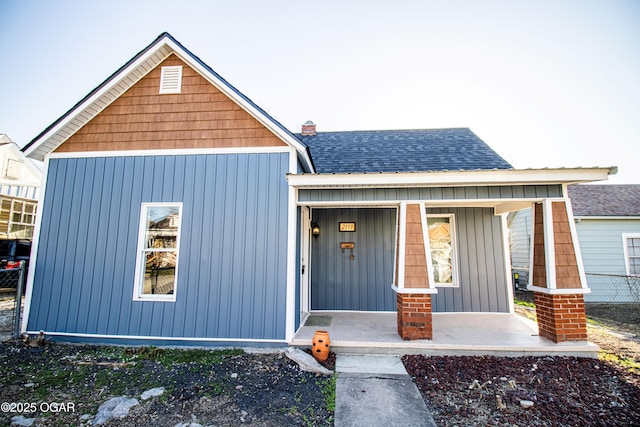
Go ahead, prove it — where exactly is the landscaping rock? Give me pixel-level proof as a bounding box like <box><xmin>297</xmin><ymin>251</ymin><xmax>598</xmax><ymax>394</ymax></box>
<box><xmin>284</xmin><ymin>347</ymin><xmax>333</xmax><ymax>375</ymax></box>
<box><xmin>520</xmin><ymin>400</ymin><xmax>534</xmax><ymax>409</ymax></box>
<box><xmin>93</xmin><ymin>396</ymin><xmax>139</xmax><ymax>425</ymax></box>
<box><xmin>141</xmin><ymin>387</ymin><xmax>165</xmax><ymax>400</ymax></box>
<box><xmin>10</xmin><ymin>416</ymin><xmax>35</xmax><ymax>426</ymax></box>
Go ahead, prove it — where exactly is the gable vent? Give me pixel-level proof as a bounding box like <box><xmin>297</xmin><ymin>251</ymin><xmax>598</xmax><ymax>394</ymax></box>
<box><xmin>159</xmin><ymin>65</ymin><xmax>182</xmax><ymax>94</ymax></box>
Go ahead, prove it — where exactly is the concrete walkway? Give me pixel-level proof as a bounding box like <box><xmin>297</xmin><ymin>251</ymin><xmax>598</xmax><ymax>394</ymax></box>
<box><xmin>334</xmin><ymin>355</ymin><xmax>437</xmax><ymax>427</ymax></box>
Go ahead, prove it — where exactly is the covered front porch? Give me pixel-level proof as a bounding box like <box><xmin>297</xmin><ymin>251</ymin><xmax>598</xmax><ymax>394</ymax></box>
<box><xmin>288</xmin><ymin>168</ymin><xmax>614</xmax><ymax>349</ymax></box>
<box><xmin>291</xmin><ymin>311</ymin><xmax>599</xmax><ymax>357</ymax></box>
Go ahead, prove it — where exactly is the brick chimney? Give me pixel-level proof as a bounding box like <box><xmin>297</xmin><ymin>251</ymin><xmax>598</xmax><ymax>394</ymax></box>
<box><xmin>301</xmin><ymin>120</ymin><xmax>317</xmax><ymax>136</ymax></box>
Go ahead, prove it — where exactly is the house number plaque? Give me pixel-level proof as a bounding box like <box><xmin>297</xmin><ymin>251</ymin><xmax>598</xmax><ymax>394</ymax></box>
<box><xmin>339</xmin><ymin>222</ymin><xmax>356</xmax><ymax>232</ymax></box>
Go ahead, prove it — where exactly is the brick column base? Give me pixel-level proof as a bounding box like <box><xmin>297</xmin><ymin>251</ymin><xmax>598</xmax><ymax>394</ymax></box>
<box><xmin>534</xmin><ymin>293</ymin><xmax>587</xmax><ymax>343</ymax></box>
<box><xmin>397</xmin><ymin>293</ymin><xmax>433</xmax><ymax>340</ymax></box>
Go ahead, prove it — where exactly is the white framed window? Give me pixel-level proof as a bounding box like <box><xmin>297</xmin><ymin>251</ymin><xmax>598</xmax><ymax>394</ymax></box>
<box><xmin>623</xmin><ymin>233</ymin><xmax>640</xmax><ymax>276</ymax></box>
<box><xmin>5</xmin><ymin>158</ymin><xmax>22</xmax><ymax>180</ymax></box>
<box><xmin>133</xmin><ymin>203</ymin><xmax>183</xmax><ymax>301</ymax></box>
<box><xmin>2</xmin><ymin>198</ymin><xmax>37</xmax><ymax>239</ymax></box>
<box><xmin>426</xmin><ymin>214</ymin><xmax>459</xmax><ymax>287</ymax></box>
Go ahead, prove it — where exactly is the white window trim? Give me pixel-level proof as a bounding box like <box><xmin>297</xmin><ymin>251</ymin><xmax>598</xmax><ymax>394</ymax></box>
<box><xmin>426</xmin><ymin>213</ymin><xmax>459</xmax><ymax>288</ymax></box>
<box><xmin>622</xmin><ymin>233</ymin><xmax>640</xmax><ymax>276</ymax></box>
<box><xmin>133</xmin><ymin>203</ymin><xmax>183</xmax><ymax>302</ymax></box>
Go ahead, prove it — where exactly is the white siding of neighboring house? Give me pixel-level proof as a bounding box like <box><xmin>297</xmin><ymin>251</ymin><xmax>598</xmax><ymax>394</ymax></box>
<box><xmin>0</xmin><ymin>136</ymin><xmax>42</xmax><ymax>199</ymax></box>
<box><xmin>575</xmin><ymin>218</ymin><xmax>640</xmax><ymax>302</ymax></box>
<box><xmin>508</xmin><ymin>208</ymin><xmax>640</xmax><ymax>302</ymax></box>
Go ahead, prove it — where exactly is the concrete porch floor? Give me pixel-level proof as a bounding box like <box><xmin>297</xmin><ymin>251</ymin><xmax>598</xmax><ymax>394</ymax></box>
<box><xmin>292</xmin><ymin>312</ymin><xmax>599</xmax><ymax>358</ymax></box>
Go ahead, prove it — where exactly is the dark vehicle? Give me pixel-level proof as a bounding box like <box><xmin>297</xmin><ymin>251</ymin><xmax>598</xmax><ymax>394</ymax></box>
<box><xmin>0</xmin><ymin>239</ymin><xmax>31</xmax><ymax>271</ymax></box>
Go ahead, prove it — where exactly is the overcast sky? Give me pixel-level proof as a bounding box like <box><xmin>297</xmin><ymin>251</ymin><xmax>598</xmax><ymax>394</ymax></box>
<box><xmin>1</xmin><ymin>0</ymin><xmax>638</xmax><ymax>183</ymax></box>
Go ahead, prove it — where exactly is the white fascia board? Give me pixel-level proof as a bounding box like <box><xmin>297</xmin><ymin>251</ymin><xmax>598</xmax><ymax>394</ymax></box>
<box><xmin>297</xmin><ymin>198</ymin><xmax>557</xmax><ymax>209</ymax></box>
<box><xmin>287</xmin><ymin>168</ymin><xmax>614</xmax><ymax>188</ymax></box>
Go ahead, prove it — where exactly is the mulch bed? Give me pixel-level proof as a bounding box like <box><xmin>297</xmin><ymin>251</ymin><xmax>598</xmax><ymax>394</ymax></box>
<box><xmin>403</xmin><ymin>354</ymin><xmax>640</xmax><ymax>427</ymax></box>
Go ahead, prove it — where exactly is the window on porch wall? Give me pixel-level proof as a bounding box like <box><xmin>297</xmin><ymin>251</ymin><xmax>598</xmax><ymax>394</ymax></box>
<box><xmin>427</xmin><ymin>214</ymin><xmax>458</xmax><ymax>287</ymax></box>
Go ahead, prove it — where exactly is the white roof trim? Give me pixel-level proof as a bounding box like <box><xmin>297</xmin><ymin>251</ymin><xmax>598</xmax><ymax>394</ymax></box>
<box><xmin>24</xmin><ymin>34</ymin><xmax>315</xmax><ymax>172</ymax></box>
<box><xmin>574</xmin><ymin>216</ymin><xmax>640</xmax><ymax>220</ymax></box>
<box><xmin>287</xmin><ymin>167</ymin><xmax>615</xmax><ymax>188</ymax></box>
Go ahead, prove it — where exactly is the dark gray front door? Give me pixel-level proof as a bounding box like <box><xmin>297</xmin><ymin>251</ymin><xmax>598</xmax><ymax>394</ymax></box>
<box><xmin>311</xmin><ymin>208</ymin><xmax>396</xmax><ymax>311</ymax></box>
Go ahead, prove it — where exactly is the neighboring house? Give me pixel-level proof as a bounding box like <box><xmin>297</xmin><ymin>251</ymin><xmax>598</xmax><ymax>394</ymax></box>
<box><xmin>0</xmin><ymin>134</ymin><xmax>42</xmax><ymax>199</ymax></box>
<box><xmin>509</xmin><ymin>184</ymin><xmax>640</xmax><ymax>302</ymax></box>
<box><xmin>21</xmin><ymin>33</ymin><xmax>614</xmax><ymax>347</ymax></box>
<box><xmin>0</xmin><ymin>134</ymin><xmax>42</xmax><ymax>239</ymax></box>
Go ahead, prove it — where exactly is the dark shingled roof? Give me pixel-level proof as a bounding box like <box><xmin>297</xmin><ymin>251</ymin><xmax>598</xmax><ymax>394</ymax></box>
<box><xmin>297</xmin><ymin>128</ymin><xmax>512</xmax><ymax>173</ymax></box>
<box><xmin>569</xmin><ymin>184</ymin><xmax>640</xmax><ymax>217</ymax></box>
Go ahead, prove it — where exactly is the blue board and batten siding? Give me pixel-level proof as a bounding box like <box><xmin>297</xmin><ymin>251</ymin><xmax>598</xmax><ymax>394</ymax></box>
<box><xmin>27</xmin><ymin>153</ymin><xmax>290</xmax><ymax>344</ymax></box>
<box><xmin>299</xmin><ymin>185</ymin><xmax>562</xmax><ymax>203</ymax></box>
<box><xmin>427</xmin><ymin>207</ymin><xmax>509</xmax><ymax>313</ymax></box>
<box><xmin>311</xmin><ymin>208</ymin><xmax>397</xmax><ymax>311</ymax></box>
<box><xmin>309</xmin><ymin>207</ymin><xmax>509</xmax><ymax>313</ymax></box>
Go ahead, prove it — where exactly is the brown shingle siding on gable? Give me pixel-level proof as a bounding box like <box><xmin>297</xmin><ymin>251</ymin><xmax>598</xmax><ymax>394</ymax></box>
<box><xmin>569</xmin><ymin>184</ymin><xmax>640</xmax><ymax>217</ymax></box>
<box><xmin>54</xmin><ymin>55</ymin><xmax>286</xmax><ymax>153</ymax></box>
